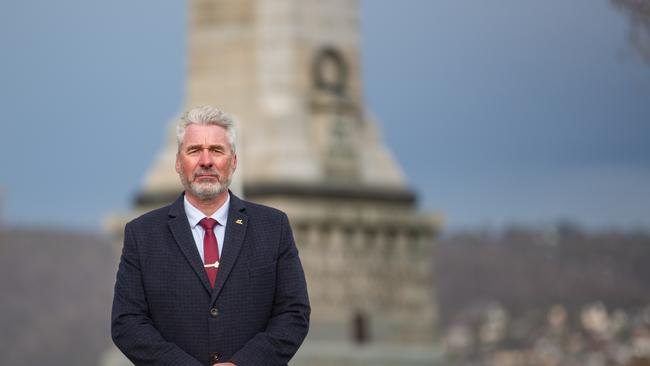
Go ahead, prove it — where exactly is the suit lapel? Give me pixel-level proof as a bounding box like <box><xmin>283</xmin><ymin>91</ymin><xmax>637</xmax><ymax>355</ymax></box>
<box><xmin>211</xmin><ymin>193</ymin><xmax>248</xmax><ymax>303</ymax></box>
<box><xmin>167</xmin><ymin>195</ymin><xmax>213</xmax><ymax>295</ymax></box>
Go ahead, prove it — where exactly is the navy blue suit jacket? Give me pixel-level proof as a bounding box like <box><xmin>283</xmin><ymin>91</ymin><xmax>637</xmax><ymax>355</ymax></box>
<box><xmin>111</xmin><ymin>192</ymin><xmax>310</xmax><ymax>365</ymax></box>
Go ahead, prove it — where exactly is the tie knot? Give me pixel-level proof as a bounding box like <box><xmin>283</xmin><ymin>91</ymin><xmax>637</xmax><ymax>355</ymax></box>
<box><xmin>199</xmin><ymin>217</ymin><xmax>218</xmax><ymax>231</ymax></box>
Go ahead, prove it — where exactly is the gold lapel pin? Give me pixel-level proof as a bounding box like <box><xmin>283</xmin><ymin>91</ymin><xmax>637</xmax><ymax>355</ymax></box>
<box><xmin>235</xmin><ymin>219</ymin><xmax>243</xmax><ymax>225</ymax></box>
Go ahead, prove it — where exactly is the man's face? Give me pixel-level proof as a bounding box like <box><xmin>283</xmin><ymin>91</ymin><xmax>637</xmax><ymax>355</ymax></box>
<box><xmin>175</xmin><ymin>123</ymin><xmax>237</xmax><ymax>201</ymax></box>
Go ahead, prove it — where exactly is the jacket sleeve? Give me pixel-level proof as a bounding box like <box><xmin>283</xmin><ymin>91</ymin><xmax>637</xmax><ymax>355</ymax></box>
<box><xmin>111</xmin><ymin>223</ymin><xmax>204</xmax><ymax>366</ymax></box>
<box><xmin>229</xmin><ymin>213</ymin><xmax>311</xmax><ymax>366</ymax></box>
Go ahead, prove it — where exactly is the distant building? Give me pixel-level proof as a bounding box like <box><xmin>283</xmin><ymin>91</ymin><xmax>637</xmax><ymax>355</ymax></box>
<box><xmin>0</xmin><ymin>228</ymin><xmax>116</xmax><ymax>366</ymax></box>
<box><xmin>107</xmin><ymin>1</ymin><xmax>442</xmax><ymax>364</ymax></box>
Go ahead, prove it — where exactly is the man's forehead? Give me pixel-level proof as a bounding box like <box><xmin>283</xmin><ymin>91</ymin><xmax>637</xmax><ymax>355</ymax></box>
<box><xmin>183</xmin><ymin>124</ymin><xmax>229</xmax><ymax>144</ymax></box>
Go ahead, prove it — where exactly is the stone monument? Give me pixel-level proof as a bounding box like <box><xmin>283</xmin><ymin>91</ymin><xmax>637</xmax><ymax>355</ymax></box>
<box><xmin>107</xmin><ymin>1</ymin><xmax>442</xmax><ymax>364</ymax></box>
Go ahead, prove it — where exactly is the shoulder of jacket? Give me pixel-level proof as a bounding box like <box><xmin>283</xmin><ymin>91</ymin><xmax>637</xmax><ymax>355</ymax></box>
<box><xmin>239</xmin><ymin>198</ymin><xmax>287</xmax><ymax>219</ymax></box>
<box><xmin>126</xmin><ymin>204</ymin><xmax>172</xmax><ymax>228</ymax></box>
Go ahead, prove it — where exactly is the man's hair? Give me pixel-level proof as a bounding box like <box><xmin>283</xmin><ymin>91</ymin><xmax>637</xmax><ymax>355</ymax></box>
<box><xmin>176</xmin><ymin>105</ymin><xmax>237</xmax><ymax>153</ymax></box>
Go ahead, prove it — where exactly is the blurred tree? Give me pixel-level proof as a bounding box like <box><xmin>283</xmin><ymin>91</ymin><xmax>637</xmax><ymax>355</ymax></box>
<box><xmin>612</xmin><ymin>0</ymin><xmax>650</xmax><ymax>63</ymax></box>
<box><xmin>434</xmin><ymin>225</ymin><xmax>650</xmax><ymax>324</ymax></box>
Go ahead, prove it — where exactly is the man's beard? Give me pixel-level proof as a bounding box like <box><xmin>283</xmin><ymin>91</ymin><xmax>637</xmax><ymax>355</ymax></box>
<box><xmin>179</xmin><ymin>167</ymin><xmax>233</xmax><ymax>200</ymax></box>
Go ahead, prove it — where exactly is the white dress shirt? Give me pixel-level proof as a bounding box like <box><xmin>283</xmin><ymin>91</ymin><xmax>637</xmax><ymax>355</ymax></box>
<box><xmin>183</xmin><ymin>194</ymin><xmax>230</xmax><ymax>262</ymax></box>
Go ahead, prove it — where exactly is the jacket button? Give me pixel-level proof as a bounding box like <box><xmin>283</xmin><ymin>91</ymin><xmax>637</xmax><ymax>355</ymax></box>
<box><xmin>210</xmin><ymin>352</ymin><xmax>221</xmax><ymax>362</ymax></box>
<box><xmin>209</xmin><ymin>307</ymin><xmax>219</xmax><ymax>317</ymax></box>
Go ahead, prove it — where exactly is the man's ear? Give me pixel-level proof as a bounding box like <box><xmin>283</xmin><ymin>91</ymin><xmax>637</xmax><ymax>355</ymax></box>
<box><xmin>232</xmin><ymin>153</ymin><xmax>238</xmax><ymax>172</ymax></box>
<box><xmin>175</xmin><ymin>153</ymin><xmax>181</xmax><ymax>174</ymax></box>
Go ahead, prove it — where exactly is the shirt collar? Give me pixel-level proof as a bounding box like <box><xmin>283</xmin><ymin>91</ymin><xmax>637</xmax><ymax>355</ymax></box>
<box><xmin>184</xmin><ymin>193</ymin><xmax>231</xmax><ymax>228</ymax></box>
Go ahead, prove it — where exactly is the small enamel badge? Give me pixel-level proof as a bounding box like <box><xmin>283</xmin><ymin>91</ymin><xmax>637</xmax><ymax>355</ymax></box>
<box><xmin>235</xmin><ymin>219</ymin><xmax>243</xmax><ymax>225</ymax></box>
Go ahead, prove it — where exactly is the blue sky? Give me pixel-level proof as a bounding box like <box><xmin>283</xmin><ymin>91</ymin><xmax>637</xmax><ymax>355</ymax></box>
<box><xmin>1</xmin><ymin>0</ymin><xmax>649</xmax><ymax>231</ymax></box>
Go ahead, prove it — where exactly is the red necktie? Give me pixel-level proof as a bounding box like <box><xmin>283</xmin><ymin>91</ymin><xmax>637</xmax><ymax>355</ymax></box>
<box><xmin>199</xmin><ymin>218</ymin><xmax>220</xmax><ymax>288</ymax></box>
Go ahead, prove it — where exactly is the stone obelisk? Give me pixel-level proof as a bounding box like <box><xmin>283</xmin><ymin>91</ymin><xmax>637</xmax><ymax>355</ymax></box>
<box><xmin>110</xmin><ymin>1</ymin><xmax>442</xmax><ymax>364</ymax></box>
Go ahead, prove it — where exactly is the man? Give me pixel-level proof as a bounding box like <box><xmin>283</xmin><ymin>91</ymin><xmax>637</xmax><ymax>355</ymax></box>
<box><xmin>111</xmin><ymin>106</ymin><xmax>310</xmax><ymax>366</ymax></box>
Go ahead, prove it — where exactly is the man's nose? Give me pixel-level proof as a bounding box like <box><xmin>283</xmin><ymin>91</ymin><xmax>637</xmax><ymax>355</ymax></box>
<box><xmin>198</xmin><ymin>149</ymin><xmax>213</xmax><ymax>167</ymax></box>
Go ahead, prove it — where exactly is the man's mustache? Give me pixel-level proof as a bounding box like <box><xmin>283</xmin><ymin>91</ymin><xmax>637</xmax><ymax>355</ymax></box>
<box><xmin>193</xmin><ymin>169</ymin><xmax>220</xmax><ymax>180</ymax></box>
